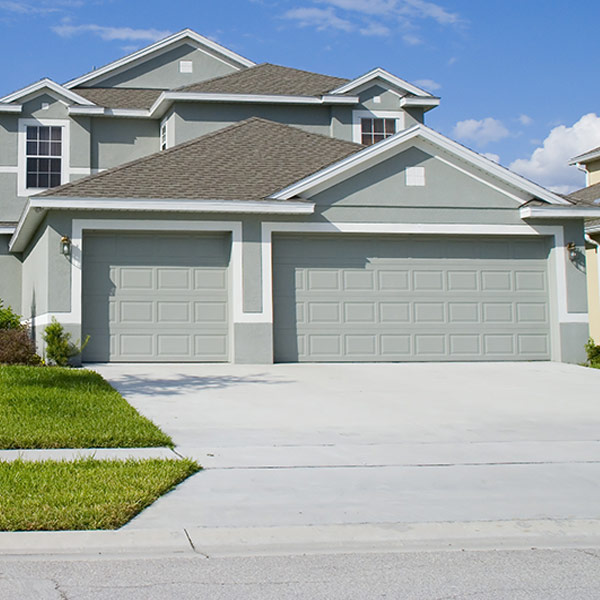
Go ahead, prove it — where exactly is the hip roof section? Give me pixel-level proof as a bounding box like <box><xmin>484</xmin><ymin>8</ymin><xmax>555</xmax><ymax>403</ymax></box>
<box><xmin>176</xmin><ymin>63</ymin><xmax>350</xmax><ymax>97</ymax></box>
<box><xmin>40</xmin><ymin>117</ymin><xmax>363</xmax><ymax>201</ymax></box>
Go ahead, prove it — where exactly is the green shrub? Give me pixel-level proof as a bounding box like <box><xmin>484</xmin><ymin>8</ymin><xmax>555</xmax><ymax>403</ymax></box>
<box><xmin>0</xmin><ymin>329</ymin><xmax>42</xmax><ymax>365</ymax></box>
<box><xmin>0</xmin><ymin>300</ymin><xmax>23</xmax><ymax>330</ymax></box>
<box><xmin>43</xmin><ymin>318</ymin><xmax>90</xmax><ymax>367</ymax></box>
<box><xmin>585</xmin><ymin>338</ymin><xmax>600</xmax><ymax>367</ymax></box>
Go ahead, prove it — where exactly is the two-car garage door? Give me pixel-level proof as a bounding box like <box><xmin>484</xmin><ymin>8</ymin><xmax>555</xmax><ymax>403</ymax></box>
<box><xmin>272</xmin><ymin>234</ymin><xmax>551</xmax><ymax>362</ymax></box>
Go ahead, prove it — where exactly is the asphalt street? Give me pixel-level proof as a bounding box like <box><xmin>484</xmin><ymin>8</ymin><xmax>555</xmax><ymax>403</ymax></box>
<box><xmin>1</xmin><ymin>547</ymin><xmax>599</xmax><ymax>600</ymax></box>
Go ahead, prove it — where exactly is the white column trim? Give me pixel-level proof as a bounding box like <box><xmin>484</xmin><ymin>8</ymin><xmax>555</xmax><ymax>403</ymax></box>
<box><xmin>68</xmin><ymin>219</ymin><xmax>267</xmax><ymax>329</ymax></box>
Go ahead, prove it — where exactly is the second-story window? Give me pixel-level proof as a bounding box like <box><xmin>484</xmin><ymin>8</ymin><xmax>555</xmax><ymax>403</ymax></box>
<box><xmin>360</xmin><ymin>118</ymin><xmax>396</xmax><ymax>146</ymax></box>
<box><xmin>160</xmin><ymin>123</ymin><xmax>167</xmax><ymax>151</ymax></box>
<box><xmin>26</xmin><ymin>125</ymin><xmax>62</xmax><ymax>189</ymax></box>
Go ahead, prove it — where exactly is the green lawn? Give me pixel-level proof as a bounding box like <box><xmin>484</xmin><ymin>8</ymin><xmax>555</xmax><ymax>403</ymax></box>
<box><xmin>0</xmin><ymin>365</ymin><xmax>172</xmax><ymax>449</ymax></box>
<box><xmin>0</xmin><ymin>458</ymin><xmax>200</xmax><ymax>530</ymax></box>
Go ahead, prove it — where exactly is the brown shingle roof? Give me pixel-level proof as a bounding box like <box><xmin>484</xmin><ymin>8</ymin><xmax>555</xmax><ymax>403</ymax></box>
<box><xmin>176</xmin><ymin>63</ymin><xmax>349</xmax><ymax>97</ymax></box>
<box><xmin>41</xmin><ymin>118</ymin><xmax>362</xmax><ymax>201</ymax></box>
<box><xmin>569</xmin><ymin>182</ymin><xmax>600</xmax><ymax>206</ymax></box>
<box><xmin>72</xmin><ymin>87</ymin><xmax>165</xmax><ymax>109</ymax></box>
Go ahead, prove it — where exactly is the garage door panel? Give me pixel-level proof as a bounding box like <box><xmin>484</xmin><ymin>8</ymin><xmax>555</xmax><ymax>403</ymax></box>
<box><xmin>82</xmin><ymin>232</ymin><xmax>230</xmax><ymax>362</ymax></box>
<box><xmin>273</xmin><ymin>234</ymin><xmax>551</xmax><ymax>362</ymax></box>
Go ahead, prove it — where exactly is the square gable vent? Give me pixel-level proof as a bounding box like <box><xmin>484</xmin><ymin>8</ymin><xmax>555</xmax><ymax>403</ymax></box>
<box><xmin>179</xmin><ymin>60</ymin><xmax>193</xmax><ymax>74</ymax></box>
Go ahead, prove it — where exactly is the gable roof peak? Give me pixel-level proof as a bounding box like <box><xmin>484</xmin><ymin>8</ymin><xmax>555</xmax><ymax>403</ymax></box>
<box><xmin>63</xmin><ymin>28</ymin><xmax>256</xmax><ymax>90</ymax></box>
<box><xmin>0</xmin><ymin>77</ymin><xmax>96</xmax><ymax>106</ymax></box>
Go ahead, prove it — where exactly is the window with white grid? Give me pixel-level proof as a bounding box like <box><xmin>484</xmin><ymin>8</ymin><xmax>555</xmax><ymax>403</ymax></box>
<box><xmin>26</xmin><ymin>125</ymin><xmax>62</xmax><ymax>189</ymax></box>
<box><xmin>360</xmin><ymin>118</ymin><xmax>396</xmax><ymax>146</ymax></box>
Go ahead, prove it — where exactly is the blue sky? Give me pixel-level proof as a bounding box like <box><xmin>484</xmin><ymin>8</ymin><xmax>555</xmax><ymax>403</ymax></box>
<box><xmin>0</xmin><ymin>0</ymin><xmax>598</xmax><ymax>192</ymax></box>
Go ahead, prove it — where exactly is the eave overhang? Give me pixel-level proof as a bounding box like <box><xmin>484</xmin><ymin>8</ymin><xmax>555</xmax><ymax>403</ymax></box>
<box><xmin>9</xmin><ymin>196</ymin><xmax>315</xmax><ymax>253</ymax></box>
<box><xmin>520</xmin><ymin>205</ymin><xmax>600</xmax><ymax>219</ymax></box>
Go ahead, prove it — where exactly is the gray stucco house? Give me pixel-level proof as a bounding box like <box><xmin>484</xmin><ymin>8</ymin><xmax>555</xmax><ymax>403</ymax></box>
<box><xmin>0</xmin><ymin>29</ymin><xmax>597</xmax><ymax>364</ymax></box>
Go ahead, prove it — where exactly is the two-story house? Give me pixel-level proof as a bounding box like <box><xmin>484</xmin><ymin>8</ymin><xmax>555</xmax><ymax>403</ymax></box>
<box><xmin>0</xmin><ymin>29</ymin><xmax>597</xmax><ymax>364</ymax></box>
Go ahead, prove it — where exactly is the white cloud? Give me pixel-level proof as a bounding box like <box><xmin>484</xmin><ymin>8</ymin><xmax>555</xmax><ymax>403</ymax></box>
<box><xmin>316</xmin><ymin>0</ymin><xmax>397</xmax><ymax>15</ymax></box>
<box><xmin>282</xmin><ymin>7</ymin><xmax>354</xmax><ymax>31</ymax></box>
<box><xmin>453</xmin><ymin>117</ymin><xmax>510</xmax><ymax>146</ymax></box>
<box><xmin>360</xmin><ymin>21</ymin><xmax>391</xmax><ymax>36</ymax></box>
<box><xmin>414</xmin><ymin>78</ymin><xmax>441</xmax><ymax>91</ymax></box>
<box><xmin>399</xmin><ymin>0</ymin><xmax>460</xmax><ymax>25</ymax></box>
<box><xmin>0</xmin><ymin>0</ymin><xmax>82</xmax><ymax>14</ymax></box>
<box><xmin>518</xmin><ymin>114</ymin><xmax>533</xmax><ymax>126</ymax></box>
<box><xmin>284</xmin><ymin>0</ymin><xmax>462</xmax><ymax>43</ymax></box>
<box><xmin>509</xmin><ymin>113</ymin><xmax>600</xmax><ymax>193</ymax></box>
<box><xmin>482</xmin><ymin>152</ymin><xmax>500</xmax><ymax>163</ymax></box>
<box><xmin>52</xmin><ymin>24</ymin><xmax>172</xmax><ymax>42</ymax></box>
<box><xmin>402</xmin><ymin>33</ymin><xmax>422</xmax><ymax>45</ymax></box>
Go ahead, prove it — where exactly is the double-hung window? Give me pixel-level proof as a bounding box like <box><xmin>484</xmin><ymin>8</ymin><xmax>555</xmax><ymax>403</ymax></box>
<box><xmin>26</xmin><ymin>125</ymin><xmax>62</xmax><ymax>189</ymax></box>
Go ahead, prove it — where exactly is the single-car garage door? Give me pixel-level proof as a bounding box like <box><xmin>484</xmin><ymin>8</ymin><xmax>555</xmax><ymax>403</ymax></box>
<box><xmin>273</xmin><ymin>234</ymin><xmax>551</xmax><ymax>362</ymax></box>
<box><xmin>82</xmin><ymin>232</ymin><xmax>230</xmax><ymax>362</ymax></box>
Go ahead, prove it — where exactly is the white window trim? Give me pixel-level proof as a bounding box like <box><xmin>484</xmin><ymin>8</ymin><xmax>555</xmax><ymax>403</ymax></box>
<box><xmin>352</xmin><ymin>109</ymin><xmax>405</xmax><ymax>144</ymax></box>
<box><xmin>17</xmin><ymin>118</ymin><xmax>70</xmax><ymax>198</ymax></box>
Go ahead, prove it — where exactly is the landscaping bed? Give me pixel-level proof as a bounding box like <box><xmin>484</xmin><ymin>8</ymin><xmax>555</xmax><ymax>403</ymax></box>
<box><xmin>0</xmin><ymin>365</ymin><xmax>173</xmax><ymax>449</ymax></box>
<box><xmin>0</xmin><ymin>458</ymin><xmax>200</xmax><ymax>530</ymax></box>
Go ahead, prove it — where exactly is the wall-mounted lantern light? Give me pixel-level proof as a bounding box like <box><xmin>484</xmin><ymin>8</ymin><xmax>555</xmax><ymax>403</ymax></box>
<box><xmin>60</xmin><ymin>236</ymin><xmax>71</xmax><ymax>257</ymax></box>
<box><xmin>566</xmin><ymin>241</ymin><xmax>577</xmax><ymax>262</ymax></box>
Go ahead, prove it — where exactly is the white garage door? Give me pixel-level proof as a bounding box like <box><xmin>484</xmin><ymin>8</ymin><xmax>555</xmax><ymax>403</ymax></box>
<box><xmin>82</xmin><ymin>232</ymin><xmax>230</xmax><ymax>362</ymax></box>
<box><xmin>273</xmin><ymin>234</ymin><xmax>552</xmax><ymax>362</ymax></box>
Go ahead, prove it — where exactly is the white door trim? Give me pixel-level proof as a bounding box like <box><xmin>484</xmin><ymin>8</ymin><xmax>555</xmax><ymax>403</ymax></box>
<box><xmin>259</xmin><ymin>222</ymin><xmax>586</xmax><ymax>363</ymax></box>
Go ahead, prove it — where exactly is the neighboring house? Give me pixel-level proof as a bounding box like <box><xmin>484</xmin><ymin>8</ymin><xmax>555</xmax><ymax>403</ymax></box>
<box><xmin>0</xmin><ymin>29</ymin><xmax>598</xmax><ymax>364</ymax></box>
<box><xmin>569</xmin><ymin>147</ymin><xmax>600</xmax><ymax>342</ymax></box>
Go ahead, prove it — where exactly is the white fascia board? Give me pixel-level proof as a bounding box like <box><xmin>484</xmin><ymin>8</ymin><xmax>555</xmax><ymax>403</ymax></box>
<box><xmin>0</xmin><ymin>78</ymin><xmax>96</xmax><ymax>106</ymax></box>
<box><xmin>31</xmin><ymin>196</ymin><xmax>315</xmax><ymax>214</ymax></box>
<box><xmin>0</xmin><ymin>105</ymin><xmax>22</xmax><ymax>113</ymax></box>
<box><xmin>9</xmin><ymin>196</ymin><xmax>313</xmax><ymax>252</ymax></box>
<box><xmin>400</xmin><ymin>96</ymin><xmax>441</xmax><ymax>109</ymax></box>
<box><xmin>64</xmin><ymin>29</ymin><xmax>255</xmax><ymax>89</ymax></box>
<box><xmin>0</xmin><ymin>227</ymin><xmax>16</xmax><ymax>235</ymax></box>
<box><xmin>69</xmin><ymin>106</ymin><xmax>150</xmax><ymax>119</ymax></box>
<box><xmin>149</xmin><ymin>91</ymin><xmax>359</xmax><ymax>117</ymax></box>
<box><xmin>569</xmin><ymin>148</ymin><xmax>600</xmax><ymax>165</ymax></box>
<box><xmin>272</xmin><ymin>124</ymin><xmax>571</xmax><ymax>206</ymax></box>
<box><xmin>329</xmin><ymin>67</ymin><xmax>433</xmax><ymax>98</ymax></box>
<box><xmin>520</xmin><ymin>205</ymin><xmax>600</xmax><ymax>219</ymax></box>
<box><xmin>321</xmin><ymin>95</ymin><xmax>360</xmax><ymax>105</ymax></box>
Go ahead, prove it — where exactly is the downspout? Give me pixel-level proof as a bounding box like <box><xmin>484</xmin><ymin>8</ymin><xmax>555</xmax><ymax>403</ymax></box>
<box><xmin>585</xmin><ymin>233</ymin><xmax>600</xmax><ymax>341</ymax></box>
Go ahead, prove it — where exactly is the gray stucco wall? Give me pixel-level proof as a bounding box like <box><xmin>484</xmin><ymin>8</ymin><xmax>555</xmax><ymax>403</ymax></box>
<box><xmin>0</xmin><ymin>234</ymin><xmax>21</xmax><ymax>313</ymax></box>
<box><xmin>91</xmin><ymin>118</ymin><xmax>159</xmax><ymax>170</ymax></box>
<box><xmin>308</xmin><ymin>147</ymin><xmax>523</xmax><ymax>225</ymax></box>
<box><xmin>171</xmin><ymin>102</ymin><xmax>336</xmax><ymax>145</ymax></box>
<box><xmin>86</xmin><ymin>43</ymin><xmax>241</xmax><ymax>89</ymax></box>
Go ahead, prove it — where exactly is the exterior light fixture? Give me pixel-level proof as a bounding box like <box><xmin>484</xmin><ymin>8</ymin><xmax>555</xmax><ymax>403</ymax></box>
<box><xmin>60</xmin><ymin>236</ymin><xmax>71</xmax><ymax>257</ymax></box>
<box><xmin>566</xmin><ymin>242</ymin><xmax>577</xmax><ymax>262</ymax></box>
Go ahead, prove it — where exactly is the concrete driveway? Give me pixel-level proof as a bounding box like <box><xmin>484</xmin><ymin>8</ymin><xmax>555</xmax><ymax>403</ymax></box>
<box><xmin>92</xmin><ymin>362</ymin><xmax>600</xmax><ymax>530</ymax></box>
